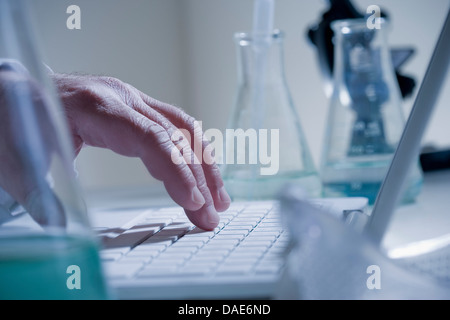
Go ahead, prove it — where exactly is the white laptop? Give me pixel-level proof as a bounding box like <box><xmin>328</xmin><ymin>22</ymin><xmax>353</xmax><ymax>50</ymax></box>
<box><xmin>94</xmin><ymin>8</ymin><xmax>449</xmax><ymax>300</ymax></box>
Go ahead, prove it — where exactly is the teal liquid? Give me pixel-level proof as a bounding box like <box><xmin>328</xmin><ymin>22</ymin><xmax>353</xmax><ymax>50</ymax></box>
<box><xmin>323</xmin><ymin>181</ymin><xmax>383</xmax><ymax>204</ymax></box>
<box><xmin>322</xmin><ymin>159</ymin><xmax>423</xmax><ymax>205</ymax></box>
<box><xmin>323</xmin><ymin>178</ymin><xmax>423</xmax><ymax>205</ymax></box>
<box><xmin>0</xmin><ymin>234</ymin><xmax>109</xmax><ymax>300</ymax></box>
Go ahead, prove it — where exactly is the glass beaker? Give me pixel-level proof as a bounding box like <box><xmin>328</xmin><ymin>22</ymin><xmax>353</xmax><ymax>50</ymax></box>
<box><xmin>320</xmin><ymin>18</ymin><xmax>423</xmax><ymax>204</ymax></box>
<box><xmin>0</xmin><ymin>1</ymin><xmax>109</xmax><ymax>299</ymax></box>
<box><xmin>221</xmin><ymin>30</ymin><xmax>321</xmax><ymax>200</ymax></box>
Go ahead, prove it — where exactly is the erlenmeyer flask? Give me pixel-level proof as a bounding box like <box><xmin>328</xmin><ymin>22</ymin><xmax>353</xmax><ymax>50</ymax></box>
<box><xmin>320</xmin><ymin>19</ymin><xmax>423</xmax><ymax>204</ymax></box>
<box><xmin>221</xmin><ymin>30</ymin><xmax>321</xmax><ymax>200</ymax></box>
<box><xmin>0</xmin><ymin>1</ymin><xmax>108</xmax><ymax>299</ymax></box>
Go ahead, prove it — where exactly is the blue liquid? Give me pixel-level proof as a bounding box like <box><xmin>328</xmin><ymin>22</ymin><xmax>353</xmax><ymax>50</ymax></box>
<box><xmin>323</xmin><ymin>178</ymin><xmax>423</xmax><ymax>205</ymax></box>
<box><xmin>224</xmin><ymin>171</ymin><xmax>322</xmax><ymax>200</ymax></box>
<box><xmin>321</xmin><ymin>159</ymin><xmax>423</xmax><ymax>204</ymax></box>
<box><xmin>0</xmin><ymin>234</ymin><xmax>109</xmax><ymax>300</ymax></box>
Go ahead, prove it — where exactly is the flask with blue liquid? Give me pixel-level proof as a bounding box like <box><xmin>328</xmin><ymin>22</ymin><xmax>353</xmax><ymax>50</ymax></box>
<box><xmin>320</xmin><ymin>18</ymin><xmax>423</xmax><ymax>204</ymax></box>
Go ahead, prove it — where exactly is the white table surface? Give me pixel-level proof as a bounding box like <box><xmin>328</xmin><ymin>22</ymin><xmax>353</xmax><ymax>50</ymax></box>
<box><xmin>382</xmin><ymin>169</ymin><xmax>450</xmax><ymax>249</ymax></box>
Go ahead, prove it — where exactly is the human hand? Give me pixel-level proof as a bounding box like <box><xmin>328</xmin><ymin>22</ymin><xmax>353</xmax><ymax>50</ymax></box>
<box><xmin>52</xmin><ymin>73</ymin><xmax>231</xmax><ymax>230</ymax></box>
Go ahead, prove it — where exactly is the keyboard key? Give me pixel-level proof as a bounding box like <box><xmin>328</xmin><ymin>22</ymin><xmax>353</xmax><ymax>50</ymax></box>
<box><xmin>226</xmin><ymin>226</ymin><xmax>256</xmax><ymax>233</ymax></box>
<box><xmin>136</xmin><ymin>239</ymin><xmax>173</xmax><ymax>249</ymax></box>
<box><xmin>216</xmin><ymin>229</ymin><xmax>248</xmax><ymax>236</ymax></box>
<box><xmin>126</xmin><ymin>249</ymin><xmax>161</xmax><ymax>259</ymax></box>
<box><xmin>185</xmin><ymin>228</ymin><xmax>215</xmax><ymax>238</ymax></box>
<box><xmin>194</xmin><ymin>248</ymin><xmax>230</xmax><ymax>257</ymax></box>
<box><xmin>118</xmin><ymin>256</ymin><xmax>153</xmax><ymax>264</ymax></box>
<box><xmin>215</xmin><ymin>264</ymin><xmax>253</xmax><ymax>275</ymax></box>
<box><xmin>213</xmin><ymin>233</ymin><xmax>246</xmax><ymax>242</ymax></box>
<box><xmin>160</xmin><ymin>249</ymin><xmax>195</xmax><ymax>259</ymax></box>
<box><xmin>246</xmin><ymin>235</ymin><xmax>277</xmax><ymax>242</ymax></box>
<box><xmin>224</xmin><ymin>256</ymin><xmax>258</xmax><ymax>265</ymax></box>
<box><xmin>148</xmin><ymin>259</ymin><xmax>186</xmax><ymax>267</ymax></box>
<box><xmin>103</xmin><ymin>262</ymin><xmax>143</xmax><ymax>279</ymax></box>
<box><xmin>177</xmin><ymin>267</ymin><xmax>211</xmax><ymax>276</ymax></box>
<box><xmin>178</xmin><ymin>236</ymin><xmax>211</xmax><ymax>245</ymax></box>
<box><xmin>154</xmin><ymin>228</ymin><xmax>188</xmax><ymax>237</ymax></box>
<box><xmin>164</xmin><ymin>224</ymin><xmax>192</xmax><ymax>231</ymax></box>
<box><xmin>238</xmin><ymin>240</ymin><xmax>273</xmax><ymax>249</ymax></box>
<box><xmin>205</xmin><ymin>239</ymin><xmax>240</xmax><ymax>247</ymax></box>
<box><xmin>136</xmin><ymin>219</ymin><xmax>170</xmax><ymax>228</ymax></box>
<box><xmin>227</xmin><ymin>250</ymin><xmax>263</xmax><ymax>259</ymax></box>
<box><xmin>237</xmin><ymin>212</ymin><xmax>266</xmax><ymax>219</ymax></box>
<box><xmin>219</xmin><ymin>213</ymin><xmax>239</xmax><ymax>220</ymax></box>
<box><xmin>101</xmin><ymin>228</ymin><xmax>154</xmax><ymax>250</ymax></box>
<box><xmin>170</xmin><ymin>240</ymin><xmax>205</xmax><ymax>248</ymax></box>
<box><xmin>218</xmin><ymin>228</ymin><xmax>250</xmax><ymax>234</ymax></box>
<box><xmin>248</xmin><ymin>229</ymin><xmax>279</xmax><ymax>236</ymax></box>
<box><xmin>138</xmin><ymin>266</ymin><xmax>179</xmax><ymax>277</ymax></box>
<box><xmin>262</xmin><ymin>218</ymin><xmax>280</xmax><ymax>223</ymax></box>
<box><xmin>228</xmin><ymin>221</ymin><xmax>259</xmax><ymax>228</ymax></box>
<box><xmin>184</xmin><ymin>259</ymin><xmax>221</xmax><ymax>268</ymax></box>
<box><xmin>125</xmin><ymin>226</ymin><xmax>160</xmax><ymax>235</ymax></box>
<box><xmin>254</xmin><ymin>264</ymin><xmax>282</xmax><ymax>274</ymax></box>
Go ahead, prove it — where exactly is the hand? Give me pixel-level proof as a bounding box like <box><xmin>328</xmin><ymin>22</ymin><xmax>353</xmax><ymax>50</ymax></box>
<box><xmin>52</xmin><ymin>73</ymin><xmax>231</xmax><ymax>230</ymax></box>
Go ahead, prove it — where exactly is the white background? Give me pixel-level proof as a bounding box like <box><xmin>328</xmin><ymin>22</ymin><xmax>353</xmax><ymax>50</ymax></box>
<box><xmin>28</xmin><ymin>0</ymin><xmax>450</xmax><ymax>195</ymax></box>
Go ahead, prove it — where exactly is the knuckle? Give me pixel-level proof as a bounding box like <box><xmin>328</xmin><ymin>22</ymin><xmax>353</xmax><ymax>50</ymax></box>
<box><xmin>178</xmin><ymin>111</ymin><xmax>197</xmax><ymax>131</ymax></box>
<box><xmin>175</xmin><ymin>163</ymin><xmax>197</xmax><ymax>189</ymax></box>
<box><xmin>137</xmin><ymin>121</ymin><xmax>172</xmax><ymax>152</ymax></box>
<box><xmin>98</xmin><ymin>76</ymin><xmax>136</xmax><ymax>106</ymax></box>
<box><xmin>71</xmin><ymin>85</ymin><xmax>107</xmax><ymax>114</ymax></box>
<box><xmin>98</xmin><ymin>76</ymin><xmax>122</xmax><ymax>89</ymax></box>
<box><xmin>150</xmin><ymin>123</ymin><xmax>172</xmax><ymax>147</ymax></box>
<box><xmin>207</xmin><ymin>164</ymin><xmax>224</xmax><ymax>187</ymax></box>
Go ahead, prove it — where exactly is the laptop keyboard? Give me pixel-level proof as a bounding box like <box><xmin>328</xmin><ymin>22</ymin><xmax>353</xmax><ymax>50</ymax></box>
<box><xmin>98</xmin><ymin>201</ymin><xmax>289</xmax><ymax>280</ymax></box>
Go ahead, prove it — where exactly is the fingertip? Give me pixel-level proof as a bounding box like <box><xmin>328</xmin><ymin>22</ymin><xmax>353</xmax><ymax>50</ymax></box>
<box><xmin>185</xmin><ymin>205</ymin><xmax>220</xmax><ymax>231</ymax></box>
<box><xmin>205</xmin><ymin>206</ymin><xmax>220</xmax><ymax>229</ymax></box>
<box><xmin>214</xmin><ymin>186</ymin><xmax>231</xmax><ymax>212</ymax></box>
<box><xmin>183</xmin><ymin>186</ymin><xmax>206</xmax><ymax>211</ymax></box>
<box><xmin>163</xmin><ymin>181</ymin><xmax>206</xmax><ymax>212</ymax></box>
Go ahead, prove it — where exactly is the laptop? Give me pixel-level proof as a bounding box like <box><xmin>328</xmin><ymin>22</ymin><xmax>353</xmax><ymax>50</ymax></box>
<box><xmin>94</xmin><ymin>10</ymin><xmax>449</xmax><ymax>300</ymax></box>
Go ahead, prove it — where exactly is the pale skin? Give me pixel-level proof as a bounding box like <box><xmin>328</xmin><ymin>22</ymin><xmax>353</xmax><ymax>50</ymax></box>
<box><xmin>0</xmin><ymin>69</ymin><xmax>231</xmax><ymax>231</ymax></box>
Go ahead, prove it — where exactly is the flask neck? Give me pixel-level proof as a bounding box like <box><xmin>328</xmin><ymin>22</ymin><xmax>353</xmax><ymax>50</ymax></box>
<box><xmin>234</xmin><ymin>31</ymin><xmax>286</xmax><ymax>85</ymax></box>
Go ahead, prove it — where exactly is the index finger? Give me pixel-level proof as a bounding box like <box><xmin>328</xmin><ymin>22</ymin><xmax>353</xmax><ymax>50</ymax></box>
<box><xmin>137</xmin><ymin>93</ymin><xmax>231</xmax><ymax>213</ymax></box>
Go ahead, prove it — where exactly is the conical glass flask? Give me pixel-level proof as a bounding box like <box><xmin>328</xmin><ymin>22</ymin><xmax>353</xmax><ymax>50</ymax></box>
<box><xmin>0</xmin><ymin>1</ymin><xmax>108</xmax><ymax>299</ymax></box>
<box><xmin>320</xmin><ymin>18</ymin><xmax>423</xmax><ymax>204</ymax></box>
<box><xmin>221</xmin><ymin>30</ymin><xmax>321</xmax><ymax>200</ymax></box>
